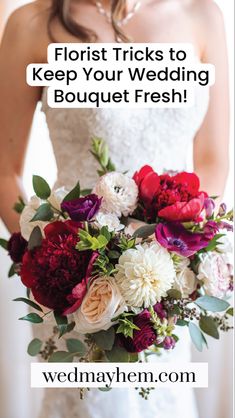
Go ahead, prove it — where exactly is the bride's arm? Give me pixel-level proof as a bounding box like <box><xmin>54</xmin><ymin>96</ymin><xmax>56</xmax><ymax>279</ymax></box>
<box><xmin>0</xmin><ymin>6</ymin><xmax>46</xmax><ymax>233</ymax></box>
<box><xmin>193</xmin><ymin>1</ymin><xmax>230</xmax><ymax>198</ymax></box>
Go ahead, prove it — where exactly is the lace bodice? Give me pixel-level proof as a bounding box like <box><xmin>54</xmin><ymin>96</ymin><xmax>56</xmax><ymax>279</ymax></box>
<box><xmin>41</xmin><ymin>86</ymin><xmax>209</xmax><ymax>189</ymax></box>
<box><xmin>36</xmin><ymin>86</ymin><xmax>209</xmax><ymax>418</ymax></box>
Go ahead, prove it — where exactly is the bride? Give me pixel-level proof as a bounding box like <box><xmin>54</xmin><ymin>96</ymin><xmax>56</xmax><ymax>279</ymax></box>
<box><xmin>0</xmin><ymin>1</ymin><xmax>229</xmax><ymax>418</ymax></box>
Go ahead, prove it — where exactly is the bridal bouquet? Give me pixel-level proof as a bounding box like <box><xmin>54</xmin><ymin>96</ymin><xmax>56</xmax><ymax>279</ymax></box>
<box><xmin>1</xmin><ymin>138</ymin><xmax>233</xmax><ymax>369</ymax></box>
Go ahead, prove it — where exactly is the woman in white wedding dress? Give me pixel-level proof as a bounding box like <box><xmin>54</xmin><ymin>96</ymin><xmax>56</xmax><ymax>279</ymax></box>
<box><xmin>0</xmin><ymin>1</ymin><xmax>229</xmax><ymax>418</ymax></box>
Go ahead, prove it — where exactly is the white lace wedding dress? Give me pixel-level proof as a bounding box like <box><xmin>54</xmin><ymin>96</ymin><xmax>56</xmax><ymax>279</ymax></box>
<box><xmin>35</xmin><ymin>85</ymin><xmax>209</xmax><ymax>418</ymax></box>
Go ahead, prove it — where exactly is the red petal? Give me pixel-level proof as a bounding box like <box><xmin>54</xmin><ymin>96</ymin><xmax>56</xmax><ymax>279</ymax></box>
<box><xmin>140</xmin><ymin>172</ymin><xmax>160</xmax><ymax>202</ymax></box>
<box><xmin>133</xmin><ymin>165</ymin><xmax>154</xmax><ymax>185</ymax></box>
<box><xmin>173</xmin><ymin>172</ymin><xmax>200</xmax><ymax>195</ymax></box>
<box><xmin>44</xmin><ymin>220</ymin><xmax>81</xmax><ymax>238</ymax></box>
<box><xmin>158</xmin><ymin>196</ymin><xmax>204</xmax><ymax>222</ymax></box>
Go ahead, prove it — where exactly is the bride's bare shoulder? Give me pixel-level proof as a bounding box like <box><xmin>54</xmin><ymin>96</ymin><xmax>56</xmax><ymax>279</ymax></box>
<box><xmin>3</xmin><ymin>0</ymin><xmax>51</xmax><ymax>59</ymax></box>
<box><xmin>185</xmin><ymin>0</ymin><xmax>224</xmax><ymax>25</ymax></box>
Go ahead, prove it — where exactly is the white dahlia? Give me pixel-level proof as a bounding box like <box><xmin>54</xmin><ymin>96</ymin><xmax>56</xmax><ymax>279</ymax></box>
<box><xmin>93</xmin><ymin>172</ymin><xmax>138</xmax><ymax>217</ymax></box>
<box><xmin>198</xmin><ymin>252</ymin><xmax>232</xmax><ymax>298</ymax></box>
<box><xmin>115</xmin><ymin>242</ymin><xmax>176</xmax><ymax>308</ymax></box>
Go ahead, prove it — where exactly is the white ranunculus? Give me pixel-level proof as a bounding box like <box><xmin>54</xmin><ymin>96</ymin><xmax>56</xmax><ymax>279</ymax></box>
<box><xmin>48</xmin><ymin>187</ymin><xmax>68</xmax><ymax>211</ymax></box>
<box><xmin>95</xmin><ymin>211</ymin><xmax>124</xmax><ymax>232</ymax></box>
<box><xmin>198</xmin><ymin>252</ymin><xmax>232</xmax><ymax>298</ymax></box>
<box><xmin>115</xmin><ymin>242</ymin><xmax>176</xmax><ymax>308</ymax></box>
<box><xmin>173</xmin><ymin>257</ymin><xmax>197</xmax><ymax>298</ymax></box>
<box><xmin>20</xmin><ymin>196</ymin><xmax>49</xmax><ymax>241</ymax></box>
<box><xmin>93</xmin><ymin>172</ymin><xmax>138</xmax><ymax>217</ymax></box>
<box><xmin>74</xmin><ymin>276</ymin><xmax>126</xmax><ymax>334</ymax></box>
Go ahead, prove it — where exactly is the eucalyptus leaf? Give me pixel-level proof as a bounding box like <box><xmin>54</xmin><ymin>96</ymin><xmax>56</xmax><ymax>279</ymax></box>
<box><xmin>133</xmin><ymin>224</ymin><xmax>157</xmax><ymax>239</ymax></box>
<box><xmin>27</xmin><ymin>338</ymin><xmax>43</xmax><ymax>356</ymax></box>
<box><xmin>93</xmin><ymin>328</ymin><xmax>115</xmax><ymax>351</ymax></box>
<box><xmin>176</xmin><ymin>319</ymin><xmax>189</xmax><ymax>327</ymax></box>
<box><xmin>19</xmin><ymin>313</ymin><xmax>43</xmax><ymax>324</ymax></box>
<box><xmin>33</xmin><ymin>175</ymin><xmax>51</xmax><ymax>200</ymax></box>
<box><xmin>30</xmin><ymin>203</ymin><xmax>53</xmax><ymax>222</ymax></box>
<box><xmin>195</xmin><ymin>296</ymin><xmax>230</xmax><ymax>312</ymax></box>
<box><xmin>199</xmin><ymin>316</ymin><xmax>219</xmax><ymax>339</ymax></box>
<box><xmin>105</xmin><ymin>346</ymin><xmax>130</xmax><ymax>362</ymax></box>
<box><xmin>13</xmin><ymin>297</ymin><xmax>44</xmax><ymax>313</ymax></box>
<box><xmin>188</xmin><ymin>322</ymin><xmax>203</xmax><ymax>352</ymax></box>
<box><xmin>54</xmin><ymin>313</ymin><xmax>69</xmax><ymax>338</ymax></box>
<box><xmin>28</xmin><ymin>226</ymin><xmax>43</xmax><ymax>251</ymax></box>
<box><xmin>62</xmin><ymin>182</ymin><xmax>81</xmax><ymax>202</ymax></box>
<box><xmin>0</xmin><ymin>238</ymin><xmax>8</xmax><ymax>250</ymax></box>
<box><xmin>66</xmin><ymin>339</ymin><xmax>86</xmax><ymax>356</ymax></box>
<box><xmin>48</xmin><ymin>351</ymin><xmax>74</xmax><ymax>363</ymax></box>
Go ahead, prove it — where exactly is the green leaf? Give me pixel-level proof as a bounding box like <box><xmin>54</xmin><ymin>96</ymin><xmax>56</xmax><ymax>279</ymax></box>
<box><xmin>80</xmin><ymin>189</ymin><xmax>92</xmax><ymax>196</ymax></box>
<box><xmin>176</xmin><ymin>319</ymin><xmax>189</xmax><ymax>326</ymax></box>
<box><xmin>28</xmin><ymin>226</ymin><xmax>43</xmax><ymax>251</ymax></box>
<box><xmin>195</xmin><ymin>296</ymin><xmax>230</xmax><ymax>312</ymax></box>
<box><xmin>204</xmin><ymin>234</ymin><xmax>225</xmax><ymax>252</ymax></box>
<box><xmin>13</xmin><ymin>297</ymin><xmax>43</xmax><ymax>313</ymax></box>
<box><xmin>33</xmin><ymin>175</ymin><xmax>51</xmax><ymax>200</ymax></box>
<box><xmin>92</xmin><ymin>328</ymin><xmax>115</xmax><ymax>351</ymax></box>
<box><xmin>97</xmin><ymin>235</ymin><xmax>108</xmax><ymax>248</ymax></box>
<box><xmin>19</xmin><ymin>313</ymin><xmax>43</xmax><ymax>324</ymax></box>
<box><xmin>188</xmin><ymin>322</ymin><xmax>204</xmax><ymax>351</ymax></box>
<box><xmin>62</xmin><ymin>182</ymin><xmax>80</xmax><ymax>203</ymax></box>
<box><xmin>167</xmin><ymin>289</ymin><xmax>182</xmax><ymax>300</ymax></box>
<box><xmin>27</xmin><ymin>338</ymin><xmax>43</xmax><ymax>356</ymax></box>
<box><xmin>0</xmin><ymin>238</ymin><xmax>8</xmax><ymax>250</ymax></box>
<box><xmin>199</xmin><ymin>316</ymin><xmax>219</xmax><ymax>339</ymax></box>
<box><xmin>107</xmin><ymin>250</ymin><xmax>120</xmax><ymax>259</ymax></box>
<box><xmin>133</xmin><ymin>224</ymin><xmax>157</xmax><ymax>239</ymax></box>
<box><xmin>8</xmin><ymin>263</ymin><xmax>16</xmax><ymax>278</ymax></box>
<box><xmin>31</xmin><ymin>203</ymin><xmax>53</xmax><ymax>222</ymax></box>
<box><xmin>13</xmin><ymin>196</ymin><xmax>25</xmax><ymax>214</ymax></box>
<box><xmin>48</xmin><ymin>351</ymin><xmax>74</xmax><ymax>363</ymax></box>
<box><xmin>54</xmin><ymin>312</ymin><xmax>69</xmax><ymax>338</ymax></box>
<box><xmin>226</xmin><ymin>307</ymin><xmax>234</xmax><ymax>316</ymax></box>
<box><xmin>98</xmin><ymin>387</ymin><xmax>112</xmax><ymax>392</ymax></box>
<box><xmin>66</xmin><ymin>339</ymin><xmax>86</xmax><ymax>356</ymax></box>
<box><xmin>105</xmin><ymin>346</ymin><xmax>130</xmax><ymax>362</ymax></box>
<box><xmin>100</xmin><ymin>226</ymin><xmax>111</xmax><ymax>242</ymax></box>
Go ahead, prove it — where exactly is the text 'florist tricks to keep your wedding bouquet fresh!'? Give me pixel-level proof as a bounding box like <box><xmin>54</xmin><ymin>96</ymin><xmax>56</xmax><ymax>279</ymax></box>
<box><xmin>0</xmin><ymin>138</ymin><xmax>233</xmax><ymax>398</ymax></box>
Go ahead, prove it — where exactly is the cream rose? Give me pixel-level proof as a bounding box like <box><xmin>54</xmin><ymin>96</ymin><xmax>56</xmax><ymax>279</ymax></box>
<box><xmin>20</xmin><ymin>196</ymin><xmax>48</xmax><ymax>240</ymax></box>
<box><xmin>73</xmin><ymin>276</ymin><xmax>126</xmax><ymax>334</ymax></box>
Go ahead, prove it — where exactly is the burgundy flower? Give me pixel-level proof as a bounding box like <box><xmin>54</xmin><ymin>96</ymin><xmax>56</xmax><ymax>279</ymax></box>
<box><xmin>7</xmin><ymin>233</ymin><xmax>27</xmax><ymax>263</ymax></box>
<box><xmin>155</xmin><ymin>223</ymin><xmax>210</xmax><ymax>257</ymax></box>
<box><xmin>163</xmin><ymin>336</ymin><xmax>176</xmax><ymax>350</ymax></box>
<box><xmin>20</xmin><ymin>221</ymin><xmax>92</xmax><ymax>314</ymax></box>
<box><xmin>61</xmin><ymin>194</ymin><xmax>102</xmax><ymax>222</ymax></box>
<box><xmin>119</xmin><ymin>310</ymin><xmax>156</xmax><ymax>353</ymax></box>
<box><xmin>153</xmin><ymin>302</ymin><xmax>167</xmax><ymax>320</ymax></box>
<box><xmin>203</xmin><ymin>221</ymin><xmax>219</xmax><ymax>240</ymax></box>
<box><xmin>133</xmin><ymin>167</ymin><xmax>206</xmax><ymax>223</ymax></box>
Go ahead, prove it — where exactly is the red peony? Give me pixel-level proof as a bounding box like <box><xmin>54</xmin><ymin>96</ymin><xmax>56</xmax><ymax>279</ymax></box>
<box><xmin>20</xmin><ymin>221</ymin><xmax>92</xmax><ymax>314</ymax></box>
<box><xmin>119</xmin><ymin>310</ymin><xmax>156</xmax><ymax>353</ymax></box>
<box><xmin>133</xmin><ymin>166</ymin><xmax>206</xmax><ymax>222</ymax></box>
